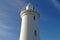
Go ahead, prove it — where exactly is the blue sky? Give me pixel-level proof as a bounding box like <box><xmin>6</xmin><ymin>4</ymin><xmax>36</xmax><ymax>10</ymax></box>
<box><xmin>0</xmin><ymin>0</ymin><xmax>60</xmax><ymax>40</ymax></box>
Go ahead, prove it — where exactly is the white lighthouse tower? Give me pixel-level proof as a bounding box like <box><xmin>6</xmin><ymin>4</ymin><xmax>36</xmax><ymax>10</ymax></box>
<box><xmin>19</xmin><ymin>3</ymin><xmax>40</xmax><ymax>40</ymax></box>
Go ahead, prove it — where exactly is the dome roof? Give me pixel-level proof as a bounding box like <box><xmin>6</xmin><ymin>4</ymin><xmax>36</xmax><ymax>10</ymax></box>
<box><xmin>26</xmin><ymin>3</ymin><xmax>35</xmax><ymax>10</ymax></box>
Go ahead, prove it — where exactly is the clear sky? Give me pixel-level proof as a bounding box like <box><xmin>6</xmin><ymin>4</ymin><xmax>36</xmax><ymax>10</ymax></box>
<box><xmin>0</xmin><ymin>0</ymin><xmax>60</xmax><ymax>40</ymax></box>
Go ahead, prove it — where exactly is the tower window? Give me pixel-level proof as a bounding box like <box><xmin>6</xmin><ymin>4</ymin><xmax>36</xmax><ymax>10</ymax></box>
<box><xmin>33</xmin><ymin>16</ymin><xmax>35</xmax><ymax>20</ymax></box>
<box><xmin>34</xmin><ymin>30</ymin><xmax>37</xmax><ymax>37</ymax></box>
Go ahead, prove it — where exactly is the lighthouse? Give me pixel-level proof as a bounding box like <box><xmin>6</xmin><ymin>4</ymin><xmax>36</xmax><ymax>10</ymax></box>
<box><xmin>19</xmin><ymin>3</ymin><xmax>40</xmax><ymax>40</ymax></box>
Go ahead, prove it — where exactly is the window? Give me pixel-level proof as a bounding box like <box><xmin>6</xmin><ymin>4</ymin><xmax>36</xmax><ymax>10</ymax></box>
<box><xmin>33</xmin><ymin>16</ymin><xmax>35</xmax><ymax>20</ymax></box>
<box><xmin>34</xmin><ymin>30</ymin><xmax>37</xmax><ymax>37</ymax></box>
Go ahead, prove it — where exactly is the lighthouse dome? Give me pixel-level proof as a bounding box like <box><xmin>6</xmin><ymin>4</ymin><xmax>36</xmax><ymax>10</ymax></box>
<box><xmin>26</xmin><ymin>3</ymin><xmax>35</xmax><ymax>10</ymax></box>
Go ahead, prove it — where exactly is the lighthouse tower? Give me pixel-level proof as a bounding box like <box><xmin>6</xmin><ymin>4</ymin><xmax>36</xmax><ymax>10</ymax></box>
<box><xmin>19</xmin><ymin>3</ymin><xmax>40</xmax><ymax>40</ymax></box>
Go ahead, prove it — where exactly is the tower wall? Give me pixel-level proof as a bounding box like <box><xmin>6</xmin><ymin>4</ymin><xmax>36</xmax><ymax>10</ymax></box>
<box><xmin>19</xmin><ymin>10</ymin><xmax>40</xmax><ymax>40</ymax></box>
